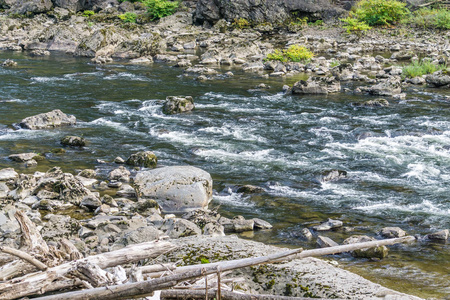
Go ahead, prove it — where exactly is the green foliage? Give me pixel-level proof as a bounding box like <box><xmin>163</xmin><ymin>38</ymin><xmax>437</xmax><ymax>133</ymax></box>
<box><xmin>341</xmin><ymin>17</ymin><xmax>371</xmax><ymax>33</ymax></box>
<box><xmin>351</xmin><ymin>0</ymin><xmax>410</xmax><ymax>26</ymax></box>
<box><xmin>82</xmin><ymin>10</ymin><xmax>95</xmax><ymax>18</ymax></box>
<box><xmin>402</xmin><ymin>59</ymin><xmax>446</xmax><ymax>78</ymax></box>
<box><xmin>407</xmin><ymin>7</ymin><xmax>450</xmax><ymax>29</ymax></box>
<box><xmin>265</xmin><ymin>45</ymin><xmax>313</xmax><ymax>63</ymax></box>
<box><xmin>144</xmin><ymin>0</ymin><xmax>179</xmax><ymax>20</ymax></box>
<box><xmin>232</xmin><ymin>18</ymin><xmax>250</xmax><ymax>29</ymax></box>
<box><xmin>119</xmin><ymin>12</ymin><xmax>138</xmax><ymax>23</ymax></box>
<box><xmin>200</xmin><ymin>257</ymin><xmax>210</xmax><ymax>264</ymax></box>
<box><xmin>329</xmin><ymin>60</ymin><xmax>341</xmax><ymax>68</ymax></box>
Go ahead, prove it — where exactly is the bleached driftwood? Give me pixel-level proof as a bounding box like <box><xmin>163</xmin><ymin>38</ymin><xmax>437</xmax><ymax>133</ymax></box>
<box><xmin>33</xmin><ymin>236</ymin><xmax>414</xmax><ymax>300</ymax></box>
<box><xmin>0</xmin><ymin>239</ymin><xmax>176</xmax><ymax>299</ymax></box>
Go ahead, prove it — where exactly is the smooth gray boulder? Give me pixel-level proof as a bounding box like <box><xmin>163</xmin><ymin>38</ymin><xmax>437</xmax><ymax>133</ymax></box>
<box><xmin>8</xmin><ymin>153</ymin><xmax>37</xmax><ymax>162</ymax></box>
<box><xmin>19</xmin><ymin>109</ymin><xmax>76</xmax><ymax>130</ymax></box>
<box><xmin>0</xmin><ymin>168</ymin><xmax>19</xmax><ymax>181</ymax></box>
<box><xmin>134</xmin><ymin>166</ymin><xmax>213</xmax><ymax>213</ymax></box>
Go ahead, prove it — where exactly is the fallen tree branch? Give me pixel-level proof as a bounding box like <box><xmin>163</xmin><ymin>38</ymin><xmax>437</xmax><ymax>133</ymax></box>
<box><xmin>0</xmin><ymin>246</ymin><xmax>47</xmax><ymax>271</ymax></box>
<box><xmin>160</xmin><ymin>289</ymin><xmax>342</xmax><ymax>300</ymax></box>
<box><xmin>34</xmin><ymin>236</ymin><xmax>414</xmax><ymax>300</ymax></box>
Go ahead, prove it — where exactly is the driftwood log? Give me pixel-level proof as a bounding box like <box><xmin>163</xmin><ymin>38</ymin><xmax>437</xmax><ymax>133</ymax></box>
<box><xmin>34</xmin><ymin>236</ymin><xmax>414</xmax><ymax>300</ymax></box>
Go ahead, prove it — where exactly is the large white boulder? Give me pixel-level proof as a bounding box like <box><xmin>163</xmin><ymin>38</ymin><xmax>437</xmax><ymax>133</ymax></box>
<box><xmin>134</xmin><ymin>166</ymin><xmax>213</xmax><ymax>213</ymax></box>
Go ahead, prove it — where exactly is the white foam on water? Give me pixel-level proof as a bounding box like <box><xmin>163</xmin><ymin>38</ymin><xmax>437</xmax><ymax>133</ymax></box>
<box><xmin>89</xmin><ymin>118</ymin><xmax>129</xmax><ymax>132</ymax></box>
<box><xmin>214</xmin><ymin>192</ymin><xmax>253</xmax><ymax>207</ymax></box>
<box><xmin>198</xmin><ymin>125</ymin><xmax>267</xmax><ymax>143</ymax></box>
<box><xmin>354</xmin><ymin>199</ymin><xmax>450</xmax><ymax>216</ymax></box>
<box><xmin>31</xmin><ymin>76</ymin><xmax>71</xmax><ymax>83</ymax></box>
<box><xmin>103</xmin><ymin>72</ymin><xmax>151</xmax><ymax>82</ymax></box>
<box><xmin>401</xmin><ymin>163</ymin><xmax>442</xmax><ymax>184</ymax></box>
<box><xmin>0</xmin><ymin>98</ymin><xmax>26</xmax><ymax>103</ymax></box>
<box><xmin>194</xmin><ymin>148</ymin><xmax>274</xmax><ymax>163</ymax></box>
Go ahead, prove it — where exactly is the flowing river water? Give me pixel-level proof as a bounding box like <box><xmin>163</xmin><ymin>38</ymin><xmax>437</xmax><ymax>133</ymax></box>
<box><xmin>0</xmin><ymin>51</ymin><xmax>449</xmax><ymax>298</ymax></box>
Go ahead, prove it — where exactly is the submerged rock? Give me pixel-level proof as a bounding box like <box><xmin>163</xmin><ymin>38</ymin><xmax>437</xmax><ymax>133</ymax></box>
<box><xmin>61</xmin><ymin>136</ymin><xmax>86</xmax><ymax>147</ymax></box>
<box><xmin>162</xmin><ymin>96</ymin><xmax>195</xmax><ymax>115</ymax></box>
<box><xmin>126</xmin><ymin>151</ymin><xmax>157</xmax><ymax>168</ymax></box>
<box><xmin>426</xmin><ymin>229</ymin><xmax>449</xmax><ymax>241</ymax></box>
<box><xmin>352</xmin><ymin>98</ymin><xmax>389</xmax><ymax>108</ymax></box>
<box><xmin>2</xmin><ymin>59</ymin><xmax>17</xmax><ymax>67</ymax></box>
<box><xmin>291</xmin><ymin>76</ymin><xmax>340</xmax><ymax>94</ymax></box>
<box><xmin>317</xmin><ymin>170</ymin><xmax>347</xmax><ymax>183</ymax></box>
<box><xmin>8</xmin><ymin>153</ymin><xmax>37</xmax><ymax>162</ymax></box>
<box><xmin>19</xmin><ymin>109</ymin><xmax>76</xmax><ymax>130</ymax></box>
<box><xmin>317</xmin><ymin>235</ymin><xmax>339</xmax><ymax>248</ymax></box>
<box><xmin>312</xmin><ymin>219</ymin><xmax>343</xmax><ymax>231</ymax></box>
<box><xmin>134</xmin><ymin>166</ymin><xmax>213</xmax><ymax>213</ymax></box>
<box><xmin>379</xmin><ymin>227</ymin><xmax>406</xmax><ymax>238</ymax></box>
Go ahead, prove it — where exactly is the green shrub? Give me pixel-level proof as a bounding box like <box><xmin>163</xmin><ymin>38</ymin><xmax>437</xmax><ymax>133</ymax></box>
<box><xmin>82</xmin><ymin>10</ymin><xmax>95</xmax><ymax>18</ymax></box>
<box><xmin>232</xmin><ymin>18</ymin><xmax>250</xmax><ymax>29</ymax></box>
<box><xmin>144</xmin><ymin>0</ymin><xmax>178</xmax><ymax>20</ymax></box>
<box><xmin>408</xmin><ymin>7</ymin><xmax>450</xmax><ymax>29</ymax></box>
<box><xmin>119</xmin><ymin>12</ymin><xmax>138</xmax><ymax>23</ymax></box>
<box><xmin>341</xmin><ymin>17</ymin><xmax>371</xmax><ymax>33</ymax></box>
<box><xmin>352</xmin><ymin>0</ymin><xmax>410</xmax><ymax>26</ymax></box>
<box><xmin>265</xmin><ymin>45</ymin><xmax>313</xmax><ymax>63</ymax></box>
<box><xmin>402</xmin><ymin>60</ymin><xmax>446</xmax><ymax>78</ymax></box>
<box><xmin>434</xmin><ymin>9</ymin><xmax>450</xmax><ymax>29</ymax></box>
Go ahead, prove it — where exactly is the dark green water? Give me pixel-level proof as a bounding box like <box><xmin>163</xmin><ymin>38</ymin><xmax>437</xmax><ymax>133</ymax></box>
<box><xmin>0</xmin><ymin>51</ymin><xmax>449</xmax><ymax>298</ymax></box>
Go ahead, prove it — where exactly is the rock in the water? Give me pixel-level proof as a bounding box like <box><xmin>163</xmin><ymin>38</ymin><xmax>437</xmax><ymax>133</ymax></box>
<box><xmin>25</xmin><ymin>159</ymin><xmax>38</xmax><ymax>167</ymax></box>
<box><xmin>19</xmin><ymin>109</ymin><xmax>76</xmax><ymax>130</ymax></box>
<box><xmin>78</xmin><ymin>169</ymin><xmax>97</xmax><ymax>178</ymax></box>
<box><xmin>236</xmin><ymin>185</ymin><xmax>265</xmax><ymax>194</ymax></box>
<box><xmin>232</xmin><ymin>216</ymin><xmax>254</xmax><ymax>232</ymax></box>
<box><xmin>343</xmin><ymin>235</ymin><xmax>389</xmax><ymax>259</ymax></box>
<box><xmin>426</xmin><ymin>71</ymin><xmax>450</xmax><ymax>87</ymax></box>
<box><xmin>162</xmin><ymin>96</ymin><xmax>195</xmax><ymax>115</ymax></box>
<box><xmin>317</xmin><ymin>236</ymin><xmax>339</xmax><ymax>248</ymax></box>
<box><xmin>203</xmin><ymin>222</ymin><xmax>225</xmax><ymax>236</ymax></box>
<box><xmin>61</xmin><ymin>136</ymin><xmax>86</xmax><ymax>147</ymax></box>
<box><xmin>114</xmin><ymin>156</ymin><xmax>125</xmax><ymax>164</ymax></box>
<box><xmin>352</xmin><ymin>98</ymin><xmax>389</xmax><ymax>108</ymax></box>
<box><xmin>2</xmin><ymin>59</ymin><xmax>17</xmax><ymax>67</ymax></box>
<box><xmin>126</xmin><ymin>151</ymin><xmax>157</xmax><ymax>168</ymax></box>
<box><xmin>134</xmin><ymin>166</ymin><xmax>213</xmax><ymax>213</ymax></box>
<box><xmin>426</xmin><ymin>229</ymin><xmax>449</xmax><ymax>241</ymax></box>
<box><xmin>318</xmin><ymin>170</ymin><xmax>347</xmax><ymax>183</ymax></box>
<box><xmin>80</xmin><ymin>195</ymin><xmax>102</xmax><ymax>210</ymax></box>
<box><xmin>252</xmin><ymin>218</ymin><xmax>273</xmax><ymax>229</ymax></box>
<box><xmin>379</xmin><ymin>227</ymin><xmax>406</xmax><ymax>238</ymax></box>
<box><xmin>108</xmin><ymin>166</ymin><xmax>130</xmax><ymax>182</ymax></box>
<box><xmin>8</xmin><ymin>153</ymin><xmax>37</xmax><ymax>162</ymax></box>
<box><xmin>291</xmin><ymin>76</ymin><xmax>340</xmax><ymax>94</ymax></box>
<box><xmin>361</xmin><ymin>77</ymin><xmax>402</xmax><ymax>96</ymax></box>
<box><xmin>312</xmin><ymin>219</ymin><xmax>343</xmax><ymax>231</ymax></box>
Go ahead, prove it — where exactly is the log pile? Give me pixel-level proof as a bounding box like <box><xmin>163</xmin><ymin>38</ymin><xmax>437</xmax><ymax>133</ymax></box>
<box><xmin>0</xmin><ymin>210</ymin><xmax>415</xmax><ymax>300</ymax></box>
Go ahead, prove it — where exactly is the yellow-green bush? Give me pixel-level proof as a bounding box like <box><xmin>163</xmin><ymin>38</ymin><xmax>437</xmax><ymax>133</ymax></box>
<box><xmin>265</xmin><ymin>45</ymin><xmax>313</xmax><ymax>63</ymax></box>
<box><xmin>352</xmin><ymin>0</ymin><xmax>410</xmax><ymax>26</ymax></box>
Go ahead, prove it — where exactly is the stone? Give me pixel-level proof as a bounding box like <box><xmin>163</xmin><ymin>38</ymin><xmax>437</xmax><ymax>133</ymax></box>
<box><xmin>203</xmin><ymin>222</ymin><xmax>225</xmax><ymax>236</ymax></box>
<box><xmin>426</xmin><ymin>71</ymin><xmax>450</xmax><ymax>87</ymax></box>
<box><xmin>343</xmin><ymin>235</ymin><xmax>389</xmax><ymax>259</ymax></box>
<box><xmin>390</xmin><ymin>51</ymin><xmax>414</xmax><ymax>61</ymax></box>
<box><xmin>8</xmin><ymin>153</ymin><xmax>37</xmax><ymax>162</ymax></box>
<box><xmin>108</xmin><ymin>166</ymin><xmax>130</xmax><ymax>182</ymax></box>
<box><xmin>352</xmin><ymin>98</ymin><xmax>389</xmax><ymax>108</ymax></box>
<box><xmin>232</xmin><ymin>215</ymin><xmax>254</xmax><ymax>232</ymax></box>
<box><xmin>126</xmin><ymin>151</ymin><xmax>157</xmax><ymax>168</ymax></box>
<box><xmin>30</xmin><ymin>50</ymin><xmax>50</xmax><ymax>56</ymax></box>
<box><xmin>121</xmin><ymin>226</ymin><xmax>163</xmax><ymax>245</ymax></box>
<box><xmin>7</xmin><ymin>0</ymin><xmax>53</xmax><ymax>15</ymax></box>
<box><xmin>291</xmin><ymin>76</ymin><xmax>340</xmax><ymax>94</ymax></box>
<box><xmin>252</xmin><ymin>218</ymin><xmax>273</xmax><ymax>229</ymax></box>
<box><xmin>19</xmin><ymin>109</ymin><xmax>76</xmax><ymax>130</ymax></box>
<box><xmin>317</xmin><ymin>236</ymin><xmax>339</xmax><ymax>248</ymax></box>
<box><xmin>361</xmin><ymin>77</ymin><xmax>402</xmax><ymax>96</ymax></box>
<box><xmin>114</xmin><ymin>156</ymin><xmax>125</xmax><ymax>164</ymax></box>
<box><xmin>299</xmin><ymin>228</ymin><xmax>313</xmax><ymax>240</ymax></box>
<box><xmin>330</xmin><ymin>63</ymin><xmax>354</xmax><ymax>81</ymax></box>
<box><xmin>80</xmin><ymin>195</ymin><xmax>102</xmax><ymax>210</ymax></box>
<box><xmin>426</xmin><ymin>229</ymin><xmax>449</xmax><ymax>241</ymax></box>
<box><xmin>236</xmin><ymin>185</ymin><xmax>265</xmax><ymax>194</ymax></box>
<box><xmin>134</xmin><ymin>166</ymin><xmax>213</xmax><ymax>213</ymax></box>
<box><xmin>0</xmin><ymin>183</ymin><xmax>9</xmax><ymax>199</ymax></box>
<box><xmin>116</xmin><ymin>184</ymin><xmax>136</xmax><ymax>198</ymax></box>
<box><xmin>61</xmin><ymin>136</ymin><xmax>86</xmax><ymax>147</ymax></box>
<box><xmin>2</xmin><ymin>59</ymin><xmax>17</xmax><ymax>67</ymax></box>
<box><xmin>379</xmin><ymin>227</ymin><xmax>406</xmax><ymax>238</ymax></box>
<box><xmin>159</xmin><ymin>218</ymin><xmax>202</xmax><ymax>239</ymax></box>
<box><xmin>107</xmin><ymin>181</ymin><xmax>122</xmax><ymax>188</ymax></box>
<box><xmin>317</xmin><ymin>170</ymin><xmax>347</xmax><ymax>183</ymax></box>
<box><xmin>162</xmin><ymin>96</ymin><xmax>195</xmax><ymax>115</ymax></box>
<box><xmin>78</xmin><ymin>169</ymin><xmax>97</xmax><ymax>178</ymax></box>
<box><xmin>53</xmin><ymin>0</ymin><xmax>87</xmax><ymax>12</ymax></box>
<box><xmin>0</xmin><ymin>168</ymin><xmax>19</xmax><ymax>181</ymax></box>
<box><xmin>312</xmin><ymin>219</ymin><xmax>343</xmax><ymax>231</ymax></box>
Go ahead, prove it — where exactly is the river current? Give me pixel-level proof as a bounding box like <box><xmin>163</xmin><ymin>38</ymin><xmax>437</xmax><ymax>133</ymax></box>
<box><xmin>0</xmin><ymin>51</ymin><xmax>449</xmax><ymax>298</ymax></box>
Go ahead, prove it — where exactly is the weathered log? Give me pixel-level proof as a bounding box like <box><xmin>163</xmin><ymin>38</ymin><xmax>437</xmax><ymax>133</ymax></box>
<box><xmin>0</xmin><ymin>246</ymin><xmax>47</xmax><ymax>270</ymax></box>
<box><xmin>59</xmin><ymin>239</ymin><xmax>83</xmax><ymax>261</ymax></box>
<box><xmin>160</xmin><ymin>289</ymin><xmax>340</xmax><ymax>300</ymax></box>
<box><xmin>0</xmin><ymin>240</ymin><xmax>176</xmax><ymax>299</ymax></box>
<box><xmin>14</xmin><ymin>210</ymin><xmax>49</xmax><ymax>254</ymax></box>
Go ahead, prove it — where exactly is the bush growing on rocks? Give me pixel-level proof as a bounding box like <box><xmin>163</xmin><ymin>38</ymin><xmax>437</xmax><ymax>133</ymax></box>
<box><xmin>265</xmin><ymin>45</ymin><xmax>313</xmax><ymax>63</ymax></box>
<box><xmin>351</xmin><ymin>0</ymin><xmax>410</xmax><ymax>26</ymax></box>
<box><xmin>144</xmin><ymin>0</ymin><xmax>179</xmax><ymax>20</ymax></box>
<box><xmin>402</xmin><ymin>59</ymin><xmax>446</xmax><ymax>78</ymax></box>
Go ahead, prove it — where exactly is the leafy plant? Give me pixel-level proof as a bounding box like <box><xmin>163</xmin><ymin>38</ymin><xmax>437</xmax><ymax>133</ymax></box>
<box><xmin>351</xmin><ymin>0</ymin><xmax>410</xmax><ymax>26</ymax></box>
<box><xmin>329</xmin><ymin>60</ymin><xmax>341</xmax><ymax>68</ymax></box>
<box><xmin>341</xmin><ymin>17</ymin><xmax>371</xmax><ymax>33</ymax></box>
<box><xmin>232</xmin><ymin>18</ymin><xmax>250</xmax><ymax>29</ymax></box>
<box><xmin>407</xmin><ymin>7</ymin><xmax>450</xmax><ymax>29</ymax></box>
<box><xmin>82</xmin><ymin>10</ymin><xmax>95</xmax><ymax>18</ymax></box>
<box><xmin>402</xmin><ymin>60</ymin><xmax>446</xmax><ymax>78</ymax></box>
<box><xmin>265</xmin><ymin>45</ymin><xmax>313</xmax><ymax>63</ymax></box>
<box><xmin>119</xmin><ymin>12</ymin><xmax>138</xmax><ymax>23</ymax></box>
<box><xmin>144</xmin><ymin>0</ymin><xmax>179</xmax><ymax>20</ymax></box>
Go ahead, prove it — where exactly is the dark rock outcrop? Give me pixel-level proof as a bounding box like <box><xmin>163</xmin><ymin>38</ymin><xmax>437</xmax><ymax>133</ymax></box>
<box><xmin>194</xmin><ymin>0</ymin><xmax>345</xmax><ymax>25</ymax></box>
<box><xmin>291</xmin><ymin>76</ymin><xmax>340</xmax><ymax>94</ymax></box>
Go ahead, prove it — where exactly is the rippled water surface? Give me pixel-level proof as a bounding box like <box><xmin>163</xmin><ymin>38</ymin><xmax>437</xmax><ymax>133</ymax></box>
<box><xmin>0</xmin><ymin>52</ymin><xmax>449</xmax><ymax>298</ymax></box>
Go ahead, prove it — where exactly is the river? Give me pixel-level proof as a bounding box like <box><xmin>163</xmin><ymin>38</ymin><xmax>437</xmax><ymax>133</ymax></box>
<box><xmin>0</xmin><ymin>51</ymin><xmax>449</xmax><ymax>299</ymax></box>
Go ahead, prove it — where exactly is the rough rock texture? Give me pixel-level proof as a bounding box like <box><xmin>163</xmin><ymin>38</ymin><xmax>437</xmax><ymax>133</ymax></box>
<box><xmin>61</xmin><ymin>136</ymin><xmax>86</xmax><ymax>147</ymax></box>
<box><xmin>19</xmin><ymin>109</ymin><xmax>76</xmax><ymax>130</ymax></box>
<box><xmin>352</xmin><ymin>98</ymin><xmax>389</xmax><ymax>108</ymax></box>
<box><xmin>380</xmin><ymin>227</ymin><xmax>406</xmax><ymax>238</ymax></box>
<box><xmin>291</xmin><ymin>76</ymin><xmax>340</xmax><ymax>94</ymax></box>
<box><xmin>362</xmin><ymin>77</ymin><xmax>402</xmax><ymax>96</ymax></box>
<box><xmin>126</xmin><ymin>151</ymin><xmax>157</xmax><ymax>168</ymax></box>
<box><xmin>134</xmin><ymin>166</ymin><xmax>213</xmax><ymax>213</ymax></box>
<box><xmin>426</xmin><ymin>71</ymin><xmax>450</xmax><ymax>87</ymax></box>
<box><xmin>426</xmin><ymin>229</ymin><xmax>449</xmax><ymax>241</ymax></box>
<box><xmin>194</xmin><ymin>0</ymin><xmax>345</xmax><ymax>25</ymax></box>
<box><xmin>158</xmin><ymin>235</ymin><xmax>422</xmax><ymax>299</ymax></box>
<box><xmin>162</xmin><ymin>96</ymin><xmax>195</xmax><ymax>115</ymax></box>
<box><xmin>7</xmin><ymin>0</ymin><xmax>53</xmax><ymax>14</ymax></box>
<box><xmin>343</xmin><ymin>235</ymin><xmax>389</xmax><ymax>259</ymax></box>
<box><xmin>52</xmin><ymin>0</ymin><xmax>87</xmax><ymax>12</ymax></box>
<box><xmin>8</xmin><ymin>153</ymin><xmax>37</xmax><ymax>162</ymax></box>
<box><xmin>0</xmin><ymin>168</ymin><xmax>18</xmax><ymax>181</ymax></box>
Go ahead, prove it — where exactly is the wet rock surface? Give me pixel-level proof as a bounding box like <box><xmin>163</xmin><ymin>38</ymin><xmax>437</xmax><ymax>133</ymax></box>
<box><xmin>18</xmin><ymin>109</ymin><xmax>76</xmax><ymax>130</ymax></box>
